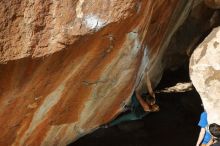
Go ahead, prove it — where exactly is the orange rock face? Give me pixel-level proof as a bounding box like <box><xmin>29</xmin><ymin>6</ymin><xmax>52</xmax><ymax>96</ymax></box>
<box><xmin>0</xmin><ymin>0</ymin><xmax>202</xmax><ymax>145</ymax></box>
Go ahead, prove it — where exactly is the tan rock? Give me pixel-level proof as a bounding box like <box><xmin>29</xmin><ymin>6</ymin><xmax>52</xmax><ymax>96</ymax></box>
<box><xmin>190</xmin><ymin>26</ymin><xmax>220</xmax><ymax>124</ymax></box>
<box><xmin>157</xmin><ymin>82</ymin><xmax>193</xmax><ymax>93</ymax></box>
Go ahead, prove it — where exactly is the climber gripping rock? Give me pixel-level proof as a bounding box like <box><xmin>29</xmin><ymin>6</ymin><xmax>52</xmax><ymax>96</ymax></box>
<box><xmin>100</xmin><ymin>73</ymin><xmax>159</xmax><ymax>128</ymax></box>
<box><xmin>100</xmin><ymin>91</ymin><xmax>159</xmax><ymax>128</ymax></box>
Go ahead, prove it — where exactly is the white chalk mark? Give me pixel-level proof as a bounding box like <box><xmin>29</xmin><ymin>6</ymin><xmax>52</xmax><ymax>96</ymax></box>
<box><xmin>84</xmin><ymin>14</ymin><xmax>106</xmax><ymax>30</ymax></box>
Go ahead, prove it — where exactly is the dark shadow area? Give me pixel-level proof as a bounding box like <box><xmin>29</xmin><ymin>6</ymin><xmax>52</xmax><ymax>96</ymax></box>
<box><xmin>68</xmin><ymin>65</ymin><xmax>203</xmax><ymax>146</ymax></box>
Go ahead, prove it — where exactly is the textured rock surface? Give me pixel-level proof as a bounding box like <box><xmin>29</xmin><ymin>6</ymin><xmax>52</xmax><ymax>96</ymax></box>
<box><xmin>71</xmin><ymin>67</ymin><xmax>203</xmax><ymax>146</ymax></box>
<box><xmin>0</xmin><ymin>0</ymin><xmax>214</xmax><ymax>146</ymax></box>
<box><xmin>190</xmin><ymin>27</ymin><xmax>220</xmax><ymax>124</ymax></box>
<box><xmin>163</xmin><ymin>2</ymin><xmax>220</xmax><ymax>71</ymax></box>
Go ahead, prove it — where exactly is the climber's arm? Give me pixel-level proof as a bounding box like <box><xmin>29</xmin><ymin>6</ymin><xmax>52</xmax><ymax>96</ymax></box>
<box><xmin>144</xmin><ymin>73</ymin><xmax>155</xmax><ymax>98</ymax></box>
<box><xmin>195</xmin><ymin>128</ymin><xmax>206</xmax><ymax>146</ymax></box>
<box><xmin>144</xmin><ymin>73</ymin><xmax>156</xmax><ymax>107</ymax></box>
<box><xmin>135</xmin><ymin>92</ymin><xmax>150</xmax><ymax>112</ymax></box>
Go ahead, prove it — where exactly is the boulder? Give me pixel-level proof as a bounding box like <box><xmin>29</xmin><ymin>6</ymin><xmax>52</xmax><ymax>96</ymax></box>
<box><xmin>0</xmin><ymin>0</ymin><xmax>214</xmax><ymax>145</ymax></box>
<box><xmin>190</xmin><ymin>27</ymin><xmax>220</xmax><ymax>124</ymax></box>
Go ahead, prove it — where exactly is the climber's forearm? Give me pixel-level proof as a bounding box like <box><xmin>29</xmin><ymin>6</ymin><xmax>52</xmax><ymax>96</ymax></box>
<box><xmin>144</xmin><ymin>74</ymin><xmax>155</xmax><ymax>98</ymax></box>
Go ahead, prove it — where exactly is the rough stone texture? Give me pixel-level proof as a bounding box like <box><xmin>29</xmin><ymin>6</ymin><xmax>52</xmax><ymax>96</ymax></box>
<box><xmin>190</xmin><ymin>27</ymin><xmax>220</xmax><ymax>124</ymax></box>
<box><xmin>205</xmin><ymin>0</ymin><xmax>220</xmax><ymax>9</ymax></box>
<box><xmin>163</xmin><ymin>2</ymin><xmax>220</xmax><ymax>71</ymax></box>
<box><xmin>0</xmin><ymin>0</ymin><xmax>213</xmax><ymax>146</ymax></box>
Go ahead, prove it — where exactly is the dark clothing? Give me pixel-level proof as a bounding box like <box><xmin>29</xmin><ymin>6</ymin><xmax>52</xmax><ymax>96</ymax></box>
<box><xmin>130</xmin><ymin>92</ymin><xmax>146</xmax><ymax>118</ymax></box>
<box><xmin>108</xmin><ymin>92</ymin><xmax>149</xmax><ymax>127</ymax></box>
